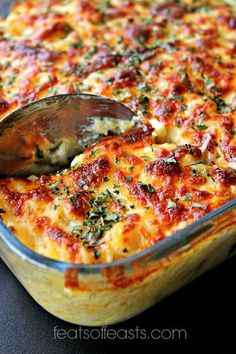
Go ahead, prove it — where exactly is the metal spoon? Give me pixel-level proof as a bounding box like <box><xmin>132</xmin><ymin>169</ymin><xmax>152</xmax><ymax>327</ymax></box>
<box><xmin>0</xmin><ymin>0</ymin><xmax>13</xmax><ymax>18</ymax></box>
<box><xmin>0</xmin><ymin>94</ymin><xmax>133</xmax><ymax>177</ymax></box>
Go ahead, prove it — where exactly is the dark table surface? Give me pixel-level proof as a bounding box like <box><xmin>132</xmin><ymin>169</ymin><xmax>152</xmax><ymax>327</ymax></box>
<box><xmin>1</xmin><ymin>256</ymin><xmax>236</xmax><ymax>354</ymax></box>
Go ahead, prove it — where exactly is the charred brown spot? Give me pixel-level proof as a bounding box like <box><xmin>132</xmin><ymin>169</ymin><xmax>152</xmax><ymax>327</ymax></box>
<box><xmin>196</xmin><ymin>38</ymin><xmax>217</xmax><ymax>49</ymax></box>
<box><xmin>38</xmin><ymin>175</ymin><xmax>52</xmax><ymax>186</ymax></box>
<box><xmin>71</xmin><ymin>157</ymin><xmax>110</xmax><ymax>187</ymax></box>
<box><xmin>216</xmin><ymin>168</ymin><xmax>236</xmax><ymax>187</ymax></box>
<box><xmin>36</xmin><ymin>217</ymin><xmax>68</xmax><ymax>241</ymax></box>
<box><xmin>146</xmin><ymin>158</ymin><xmax>181</xmax><ymax>176</ymax></box>
<box><xmin>149</xmin><ymin>62</ymin><xmax>164</xmax><ymax>75</ymax></box>
<box><xmin>102</xmin><ymin>1</ymin><xmax>133</xmax><ymax>20</ymax></box>
<box><xmin>128</xmin><ymin>182</ymin><xmax>157</xmax><ymax>204</ymax></box>
<box><xmin>0</xmin><ymin>179</ymin><xmax>52</xmax><ymax>216</ymax></box>
<box><xmin>36</xmin><ymin>22</ymin><xmax>73</xmax><ymax>41</ymax></box>
<box><xmin>115</xmin><ymin>169</ymin><xmax>158</xmax><ymax>204</ymax></box>
<box><xmin>193</xmin><ymin>190</ymin><xmax>211</xmax><ymax>200</ymax></box>
<box><xmin>69</xmin><ymin>191</ymin><xmax>91</xmax><ymax>217</ymax></box>
<box><xmin>76</xmin><ymin>1</ymin><xmax>101</xmax><ymax>23</ymax></box>
<box><xmin>35</xmin><ymin>216</ymin><xmax>80</xmax><ymax>261</ymax></box>
<box><xmin>115</xmin><ymin>151</ymin><xmax>143</xmax><ymax>166</ymax></box>
<box><xmin>174</xmin><ymin>145</ymin><xmax>202</xmax><ymax>159</ymax></box>
<box><xmin>124</xmin><ymin>24</ymin><xmax>151</xmax><ymax>44</ymax></box>
<box><xmin>221</xmin><ymin>115</ymin><xmax>234</xmax><ymax>133</ymax></box>
<box><xmin>153</xmin><ymin>201</ymin><xmax>188</xmax><ymax>227</ymax></box>
<box><xmin>8</xmin><ymin>226</ymin><xmax>16</xmax><ymax>233</ymax></box>
<box><xmin>109</xmin><ymin>67</ymin><xmax>137</xmax><ymax>88</ymax></box>
<box><xmin>193</xmin><ymin>130</ymin><xmax>218</xmax><ymax>152</ymax></box>
<box><xmin>190</xmin><ymin>55</ymin><xmax>206</xmax><ymax>71</ymax></box>
<box><xmin>188</xmin><ymin>175</ymin><xmax>207</xmax><ymax>186</ymax></box>
<box><xmin>104</xmin><ymin>7</ymin><xmax>126</xmax><ymax>19</ymax></box>
<box><xmin>190</xmin><ymin>206</ymin><xmax>208</xmax><ymax>220</ymax></box>
<box><xmin>0</xmin><ymin>182</ymin><xmax>26</xmax><ymax>216</ymax></box>
<box><xmin>64</xmin><ymin>62</ymin><xmax>79</xmax><ymax>74</ymax></box>
<box><xmin>167</xmin><ymin>203</ymin><xmax>187</xmax><ymax>222</ymax></box>
<box><xmin>37</xmin><ymin>48</ymin><xmax>57</xmax><ymax>62</ymax></box>
<box><xmin>27</xmin><ymin>188</ymin><xmax>53</xmax><ymax>203</ymax></box>
<box><xmin>0</xmin><ymin>99</ymin><xmax>9</xmax><ymax>114</ymax></box>
<box><xmin>125</xmin><ymin>213</ymin><xmax>140</xmax><ymax>223</ymax></box>
<box><xmin>100</xmin><ymin>138</ymin><xmax>121</xmax><ymax>151</ymax></box>
<box><xmin>153</xmin><ymin>100</ymin><xmax>176</xmax><ymax>121</ymax></box>
<box><xmin>151</xmin><ymin>2</ymin><xmax>186</xmax><ymax>20</ymax></box>
<box><xmin>77</xmin><ymin>0</ymin><xmax>93</xmax><ymax>11</ymax></box>
<box><xmin>14</xmin><ymin>42</ymin><xmax>57</xmax><ymax>62</ymax></box>
<box><xmin>222</xmin><ymin>143</ymin><xmax>236</xmax><ymax>162</ymax></box>
<box><xmin>121</xmin><ymin>124</ymin><xmax>154</xmax><ymax>144</ymax></box>
<box><xmin>169</xmin><ymin>73</ymin><xmax>192</xmax><ymax>95</ymax></box>
<box><xmin>89</xmin><ymin>51</ymin><xmax>121</xmax><ymax>72</ymax></box>
<box><xmin>206</xmin><ymin>134</ymin><xmax>217</xmax><ymax>153</ymax></box>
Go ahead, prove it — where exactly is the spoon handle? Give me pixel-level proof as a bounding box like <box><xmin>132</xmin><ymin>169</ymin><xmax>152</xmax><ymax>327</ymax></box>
<box><xmin>0</xmin><ymin>0</ymin><xmax>13</xmax><ymax>18</ymax></box>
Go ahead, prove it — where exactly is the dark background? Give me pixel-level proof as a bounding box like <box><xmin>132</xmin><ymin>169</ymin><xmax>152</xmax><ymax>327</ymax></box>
<box><xmin>1</xmin><ymin>256</ymin><xmax>236</xmax><ymax>354</ymax></box>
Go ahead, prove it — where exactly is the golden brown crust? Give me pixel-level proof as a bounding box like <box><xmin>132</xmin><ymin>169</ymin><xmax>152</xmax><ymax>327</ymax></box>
<box><xmin>0</xmin><ymin>0</ymin><xmax>235</xmax><ymax>263</ymax></box>
<box><xmin>0</xmin><ymin>124</ymin><xmax>235</xmax><ymax>263</ymax></box>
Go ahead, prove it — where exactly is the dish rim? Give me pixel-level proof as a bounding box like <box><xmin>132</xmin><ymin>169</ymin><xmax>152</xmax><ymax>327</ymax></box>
<box><xmin>0</xmin><ymin>199</ymin><xmax>235</xmax><ymax>273</ymax></box>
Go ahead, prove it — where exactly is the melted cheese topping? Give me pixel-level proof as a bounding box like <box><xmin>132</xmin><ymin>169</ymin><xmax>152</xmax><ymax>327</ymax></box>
<box><xmin>0</xmin><ymin>124</ymin><xmax>235</xmax><ymax>263</ymax></box>
<box><xmin>0</xmin><ymin>0</ymin><xmax>235</xmax><ymax>263</ymax></box>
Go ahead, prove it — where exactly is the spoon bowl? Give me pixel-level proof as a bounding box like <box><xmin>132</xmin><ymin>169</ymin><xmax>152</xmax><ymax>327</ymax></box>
<box><xmin>0</xmin><ymin>94</ymin><xmax>133</xmax><ymax>177</ymax></box>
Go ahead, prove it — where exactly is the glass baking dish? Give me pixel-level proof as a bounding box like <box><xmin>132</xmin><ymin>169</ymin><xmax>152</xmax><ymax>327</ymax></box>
<box><xmin>0</xmin><ymin>199</ymin><xmax>235</xmax><ymax>326</ymax></box>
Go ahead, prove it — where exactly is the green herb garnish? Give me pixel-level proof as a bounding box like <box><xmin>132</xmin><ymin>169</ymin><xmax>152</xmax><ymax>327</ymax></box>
<box><xmin>89</xmin><ymin>148</ymin><xmax>100</xmax><ymax>157</ymax></box>
<box><xmin>124</xmin><ymin>176</ymin><xmax>133</xmax><ymax>182</ymax></box>
<box><xmin>182</xmin><ymin>194</ymin><xmax>192</xmax><ymax>201</ymax></box>
<box><xmin>94</xmin><ymin>249</ymin><xmax>101</xmax><ymax>259</ymax></box>
<box><xmin>167</xmin><ymin>199</ymin><xmax>177</xmax><ymax>209</ymax></box>
<box><xmin>49</xmin><ymin>182</ymin><xmax>60</xmax><ymax>195</ymax></box>
<box><xmin>162</xmin><ymin>157</ymin><xmax>178</xmax><ymax>164</ymax></box>
<box><xmin>169</xmin><ymin>94</ymin><xmax>183</xmax><ymax>102</ymax></box>
<box><xmin>147</xmin><ymin>184</ymin><xmax>155</xmax><ymax>193</ymax></box>
<box><xmin>192</xmin><ymin>203</ymin><xmax>206</xmax><ymax>208</ymax></box>
<box><xmin>72</xmin><ymin>190</ymin><xmax>122</xmax><ymax>247</ymax></box>
<box><xmin>186</xmin><ymin>160</ymin><xmax>205</xmax><ymax>167</ymax></box>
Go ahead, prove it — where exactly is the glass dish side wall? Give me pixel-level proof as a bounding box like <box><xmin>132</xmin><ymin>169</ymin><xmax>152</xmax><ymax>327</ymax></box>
<box><xmin>0</xmin><ymin>203</ymin><xmax>235</xmax><ymax>326</ymax></box>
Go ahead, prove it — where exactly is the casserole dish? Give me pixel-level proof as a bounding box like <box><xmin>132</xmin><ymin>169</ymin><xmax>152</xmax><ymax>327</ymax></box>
<box><xmin>0</xmin><ymin>0</ymin><xmax>236</xmax><ymax>326</ymax></box>
<box><xmin>0</xmin><ymin>199</ymin><xmax>235</xmax><ymax>326</ymax></box>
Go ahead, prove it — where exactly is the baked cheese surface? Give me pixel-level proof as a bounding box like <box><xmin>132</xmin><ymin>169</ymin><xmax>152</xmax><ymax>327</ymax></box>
<box><xmin>0</xmin><ymin>124</ymin><xmax>235</xmax><ymax>263</ymax></box>
<box><xmin>0</xmin><ymin>0</ymin><xmax>235</xmax><ymax>263</ymax></box>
